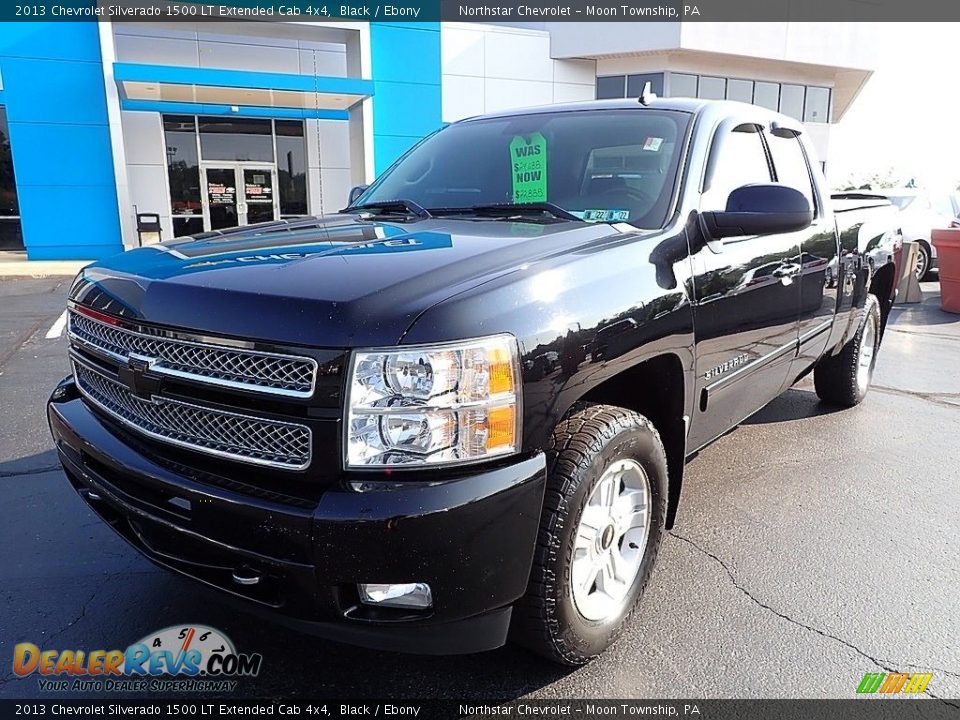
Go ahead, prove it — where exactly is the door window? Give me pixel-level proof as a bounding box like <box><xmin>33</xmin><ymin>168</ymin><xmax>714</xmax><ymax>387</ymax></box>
<box><xmin>767</xmin><ymin>133</ymin><xmax>816</xmax><ymax>213</ymax></box>
<box><xmin>243</xmin><ymin>168</ymin><xmax>275</xmax><ymax>225</ymax></box>
<box><xmin>701</xmin><ymin>124</ymin><xmax>772</xmax><ymax>212</ymax></box>
<box><xmin>205</xmin><ymin>168</ymin><xmax>239</xmax><ymax>231</ymax></box>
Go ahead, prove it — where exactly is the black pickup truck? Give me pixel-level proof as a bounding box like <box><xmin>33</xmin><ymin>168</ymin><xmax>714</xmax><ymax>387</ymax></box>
<box><xmin>49</xmin><ymin>98</ymin><xmax>901</xmax><ymax>665</ymax></box>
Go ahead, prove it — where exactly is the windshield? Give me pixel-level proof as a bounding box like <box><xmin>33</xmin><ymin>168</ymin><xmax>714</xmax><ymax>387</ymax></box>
<box><xmin>356</xmin><ymin>109</ymin><xmax>691</xmax><ymax>229</ymax></box>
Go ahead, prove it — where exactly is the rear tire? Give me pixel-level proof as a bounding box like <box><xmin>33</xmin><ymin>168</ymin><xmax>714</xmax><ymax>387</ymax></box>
<box><xmin>814</xmin><ymin>294</ymin><xmax>881</xmax><ymax>407</ymax></box>
<box><xmin>511</xmin><ymin>403</ymin><xmax>667</xmax><ymax>665</ymax></box>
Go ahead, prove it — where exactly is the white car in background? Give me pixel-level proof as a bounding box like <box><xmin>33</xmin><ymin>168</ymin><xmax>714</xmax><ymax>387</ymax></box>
<box><xmin>877</xmin><ymin>189</ymin><xmax>960</xmax><ymax>280</ymax></box>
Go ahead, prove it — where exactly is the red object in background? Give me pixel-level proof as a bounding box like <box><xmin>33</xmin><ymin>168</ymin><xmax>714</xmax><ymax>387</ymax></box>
<box><xmin>932</xmin><ymin>229</ymin><xmax>960</xmax><ymax>314</ymax></box>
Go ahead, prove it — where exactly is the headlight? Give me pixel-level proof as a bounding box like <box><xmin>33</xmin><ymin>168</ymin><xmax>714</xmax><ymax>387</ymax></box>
<box><xmin>345</xmin><ymin>334</ymin><xmax>522</xmax><ymax>468</ymax></box>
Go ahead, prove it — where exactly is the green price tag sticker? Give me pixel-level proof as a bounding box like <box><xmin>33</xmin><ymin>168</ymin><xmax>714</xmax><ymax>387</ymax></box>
<box><xmin>510</xmin><ymin>133</ymin><xmax>548</xmax><ymax>203</ymax></box>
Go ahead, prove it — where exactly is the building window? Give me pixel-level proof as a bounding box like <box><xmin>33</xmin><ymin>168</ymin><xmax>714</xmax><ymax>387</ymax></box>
<box><xmin>275</xmin><ymin>120</ymin><xmax>308</xmax><ymax>217</ymax></box>
<box><xmin>163</xmin><ymin>115</ymin><xmax>202</xmax><ymax>236</ymax></box>
<box><xmin>804</xmin><ymin>86</ymin><xmax>831</xmax><ymax>123</ymax></box>
<box><xmin>199</xmin><ymin>118</ymin><xmax>274</xmax><ymax>163</ymax></box>
<box><xmin>670</xmin><ymin>73</ymin><xmax>698</xmax><ymax>98</ymax></box>
<box><xmin>726</xmin><ymin>78</ymin><xmax>754</xmax><ymax>104</ymax></box>
<box><xmin>0</xmin><ymin>107</ymin><xmax>23</xmax><ymax>252</ymax></box>
<box><xmin>779</xmin><ymin>84</ymin><xmax>805</xmax><ymax>121</ymax></box>
<box><xmin>753</xmin><ymin>81</ymin><xmax>780</xmax><ymax>111</ymax></box>
<box><xmin>627</xmin><ymin>73</ymin><xmax>664</xmax><ymax>98</ymax></box>
<box><xmin>596</xmin><ymin>75</ymin><xmax>627</xmax><ymax>99</ymax></box>
<box><xmin>698</xmin><ymin>76</ymin><xmax>726</xmax><ymax>100</ymax></box>
<box><xmin>660</xmin><ymin>74</ymin><xmax>831</xmax><ymax>123</ymax></box>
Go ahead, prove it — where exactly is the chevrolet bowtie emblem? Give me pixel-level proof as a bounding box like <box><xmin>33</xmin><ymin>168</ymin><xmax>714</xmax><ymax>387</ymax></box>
<box><xmin>117</xmin><ymin>356</ymin><xmax>161</xmax><ymax>400</ymax></box>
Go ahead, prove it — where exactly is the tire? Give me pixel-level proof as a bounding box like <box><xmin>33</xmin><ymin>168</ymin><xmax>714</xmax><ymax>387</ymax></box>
<box><xmin>511</xmin><ymin>403</ymin><xmax>667</xmax><ymax>665</ymax></box>
<box><xmin>915</xmin><ymin>241</ymin><xmax>932</xmax><ymax>281</ymax></box>
<box><xmin>814</xmin><ymin>294</ymin><xmax>881</xmax><ymax>407</ymax></box>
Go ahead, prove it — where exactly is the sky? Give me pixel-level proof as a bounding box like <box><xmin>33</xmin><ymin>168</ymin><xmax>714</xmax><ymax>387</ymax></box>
<box><xmin>828</xmin><ymin>23</ymin><xmax>958</xmax><ymax>192</ymax></box>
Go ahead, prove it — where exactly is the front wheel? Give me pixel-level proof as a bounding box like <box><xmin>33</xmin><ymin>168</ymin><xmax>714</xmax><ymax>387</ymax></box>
<box><xmin>511</xmin><ymin>403</ymin><xmax>667</xmax><ymax>665</ymax></box>
<box><xmin>814</xmin><ymin>294</ymin><xmax>881</xmax><ymax>407</ymax></box>
<box><xmin>915</xmin><ymin>241</ymin><xmax>932</xmax><ymax>281</ymax></box>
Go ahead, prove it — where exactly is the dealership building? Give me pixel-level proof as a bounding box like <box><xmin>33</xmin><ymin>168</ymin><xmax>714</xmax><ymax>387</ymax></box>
<box><xmin>0</xmin><ymin>20</ymin><xmax>876</xmax><ymax>260</ymax></box>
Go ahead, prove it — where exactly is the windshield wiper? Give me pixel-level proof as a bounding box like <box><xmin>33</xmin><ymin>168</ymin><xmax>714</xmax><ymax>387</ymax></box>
<box><xmin>431</xmin><ymin>202</ymin><xmax>580</xmax><ymax>222</ymax></box>
<box><xmin>342</xmin><ymin>199</ymin><xmax>432</xmax><ymax>219</ymax></box>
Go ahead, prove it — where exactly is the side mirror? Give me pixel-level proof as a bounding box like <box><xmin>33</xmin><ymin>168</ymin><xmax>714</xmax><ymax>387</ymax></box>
<box><xmin>348</xmin><ymin>184</ymin><xmax>369</xmax><ymax>206</ymax></box>
<box><xmin>700</xmin><ymin>184</ymin><xmax>812</xmax><ymax>240</ymax></box>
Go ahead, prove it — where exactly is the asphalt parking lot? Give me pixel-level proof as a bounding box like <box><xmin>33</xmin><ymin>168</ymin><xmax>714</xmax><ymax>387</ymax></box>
<box><xmin>1</xmin><ymin>275</ymin><xmax>958</xmax><ymax>701</ymax></box>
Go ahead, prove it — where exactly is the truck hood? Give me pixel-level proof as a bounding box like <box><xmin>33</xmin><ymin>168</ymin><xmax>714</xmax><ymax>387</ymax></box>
<box><xmin>70</xmin><ymin>214</ymin><xmax>633</xmax><ymax>347</ymax></box>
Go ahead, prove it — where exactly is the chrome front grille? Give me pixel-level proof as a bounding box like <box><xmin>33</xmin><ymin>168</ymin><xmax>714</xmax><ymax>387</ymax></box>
<box><xmin>68</xmin><ymin>309</ymin><xmax>317</xmax><ymax>398</ymax></box>
<box><xmin>73</xmin><ymin>358</ymin><xmax>312</xmax><ymax>470</ymax></box>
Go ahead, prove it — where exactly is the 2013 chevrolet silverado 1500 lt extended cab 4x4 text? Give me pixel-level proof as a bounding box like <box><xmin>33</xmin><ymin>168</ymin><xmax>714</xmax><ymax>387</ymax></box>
<box><xmin>48</xmin><ymin>98</ymin><xmax>902</xmax><ymax>665</ymax></box>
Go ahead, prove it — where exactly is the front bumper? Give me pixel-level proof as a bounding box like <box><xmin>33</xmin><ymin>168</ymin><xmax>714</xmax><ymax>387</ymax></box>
<box><xmin>48</xmin><ymin>378</ymin><xmax>547</xmax><ymax>655</ymax></box>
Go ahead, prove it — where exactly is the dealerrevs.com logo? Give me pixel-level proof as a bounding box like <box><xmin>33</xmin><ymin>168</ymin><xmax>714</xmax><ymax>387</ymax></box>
<box><xmin>13</xmin><ymin>625</ymin><xmax>263</xmax><ymax>693</ymax></box>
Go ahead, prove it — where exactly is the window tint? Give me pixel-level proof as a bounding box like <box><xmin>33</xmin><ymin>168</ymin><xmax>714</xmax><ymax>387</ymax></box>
<box><xmin>767</xmin><ymin>133</ymin><xmax>815</xmax><ymax>211</ymax></box>
<box><xmin>596</xmin><ymin>76</ymin><xmax>626</xmax><ymax>99</ymax></box>
<box><xmin>701</xmin><ymin>125</ymin><xmax>772</xmax><ymax>211</ymax></box>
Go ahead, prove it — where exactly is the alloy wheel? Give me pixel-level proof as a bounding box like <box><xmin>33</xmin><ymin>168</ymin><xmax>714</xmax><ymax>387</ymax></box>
<box><xmin>570</xmin><ymin>459</ymin><xmax>652</xmax><ymax>622</ymax></box>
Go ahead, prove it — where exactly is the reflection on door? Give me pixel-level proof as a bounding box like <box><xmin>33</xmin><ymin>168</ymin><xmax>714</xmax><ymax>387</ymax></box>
<box><xmin>202</xmin><ymin>165</ymin><xmax>278</xmax><ymax>231</ymax></box>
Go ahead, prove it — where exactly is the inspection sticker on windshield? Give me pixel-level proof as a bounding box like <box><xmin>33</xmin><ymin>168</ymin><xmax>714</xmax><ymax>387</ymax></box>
<box><xmin>576</xmin><ymin>209</ymin><xmax>631</xmax><ymax>223</ymax></box>
<box><xmin>643</xmin><ymin>137</ymin><xmax>664</xmax><ymax>151</ymax></box>
<box><xmin>509</xmin><ymin>133</ymin><xmax>548</xmax><ymax>203</ymax></box>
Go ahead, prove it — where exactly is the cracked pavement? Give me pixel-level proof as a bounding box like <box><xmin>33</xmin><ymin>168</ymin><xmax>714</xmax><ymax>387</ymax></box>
<box><xmin>1</xmin><ymin>276</ymin><xmax>958</xmax><ymax>700</ymax></box>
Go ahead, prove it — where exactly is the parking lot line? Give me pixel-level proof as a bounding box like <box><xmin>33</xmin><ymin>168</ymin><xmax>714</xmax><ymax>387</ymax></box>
<box><xmin>44</xmin><ymin>310</ymin><xmax>67</xmax><ymax>339</ymax></box>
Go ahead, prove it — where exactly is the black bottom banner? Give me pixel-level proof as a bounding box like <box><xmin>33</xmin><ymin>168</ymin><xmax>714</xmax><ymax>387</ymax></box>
<box><xmin>1</xmin><ymin>699</ymin><xmax>959</xmax><ymax>720</ymax></box>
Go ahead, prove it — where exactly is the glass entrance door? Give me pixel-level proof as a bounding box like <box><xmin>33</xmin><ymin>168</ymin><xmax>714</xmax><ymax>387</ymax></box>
<box><xmin>202</xmin><ymin>164</ymin><xmax>279</xmax><ymax>231</ymax></box>
<box><xmin>242</xmin><ymin>167</ymin><xmax>276</xmax><ymax>225</ymax></box>
<box><xmin>204</xmin><ymin>166</ymin><xmax>240</xmax><ymax>231</ymax></box>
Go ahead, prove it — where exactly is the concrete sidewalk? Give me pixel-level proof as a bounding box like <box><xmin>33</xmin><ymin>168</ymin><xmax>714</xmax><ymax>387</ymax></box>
<box><xmin>0</xmin><ymin>253</ymin><xmax>91</xmax><ymax>278</ymax></box>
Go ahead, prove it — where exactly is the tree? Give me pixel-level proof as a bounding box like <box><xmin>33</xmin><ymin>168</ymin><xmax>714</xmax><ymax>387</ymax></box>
<box><xmin>834</xmin><ymin>167</ymin><xmax>904</xmax><ymax>192</ymax></box>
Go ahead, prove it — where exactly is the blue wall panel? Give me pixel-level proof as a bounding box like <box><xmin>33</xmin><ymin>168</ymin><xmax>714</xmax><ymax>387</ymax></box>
<box><xmin>17</xmin><ymin>187</ymin><xmax>122</xmax><ymax>259</ymax></box>
<box><xmin>370</xmin><ymin>23</ymin><xmax>442</xmax><ymax>175</ymax></box>
<box><xmin>0</xmin><ymin>21</ymin><xmax>122</xmax><ymax>260</ymax></box>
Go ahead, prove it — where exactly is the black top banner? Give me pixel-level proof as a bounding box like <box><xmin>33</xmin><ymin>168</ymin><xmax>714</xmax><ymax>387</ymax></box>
<box><xmin>6</xmin><ymin>0</ymin><xmax>960</xmax><ymax>22</ymax></box>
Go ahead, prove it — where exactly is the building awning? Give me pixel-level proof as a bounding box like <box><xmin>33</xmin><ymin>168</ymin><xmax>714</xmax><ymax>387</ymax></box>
<box><xmin>114</xmin><ymin>63</ymin><xmax>373</xmax><ymax>118</ymax></box>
